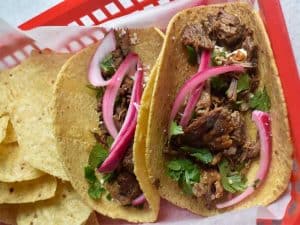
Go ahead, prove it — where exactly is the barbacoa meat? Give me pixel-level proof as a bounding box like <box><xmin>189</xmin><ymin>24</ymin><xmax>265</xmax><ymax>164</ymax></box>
<box><xmin>182</xmin><ymin>24</ymin><xmax>215</xmax><ymax>51</ymax></box>
<box><xmin>105</xmin><ymin>171</ymin><xmax>142</xmax><ymax>206</ymax></box>
<box><xmin>192</xmin><ymin>170</ymin><xmax>224</xmax><ymax>209</ymax></box>
<box><xmin>209</xmin><ymin>10</ymin><xmax>246</xmax><ymax>47</ymax></box>
<box><xmin>101</xmin><ymin>29</ymin><xmax>131</xmax><ymax>79</ymax></box>
<box><xmin>178</xmin><ymin>108</ymin><xmax>245</xmax><ymax>151</ymax></box>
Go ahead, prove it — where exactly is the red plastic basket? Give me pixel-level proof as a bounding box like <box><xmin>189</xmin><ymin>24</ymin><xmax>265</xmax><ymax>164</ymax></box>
<box><xmin>18</xmin><ymin>0</ymin><xmax>300</xmax><ymax>224</ymax></box>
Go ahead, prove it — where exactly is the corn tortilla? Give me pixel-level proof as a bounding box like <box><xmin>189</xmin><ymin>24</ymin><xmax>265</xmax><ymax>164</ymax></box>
<box><xmin>146</xmin><ymin>3</ymin><xmax>293</xmax><ymax>216</ymax></box>
<box><xmin>17</xmin><ymin>182</ymin><xmax>92</xmax><ymax>225</ymax></box>
<box><xmin>5</xmin><ymin>51</ymin><xmax>71</xmax><ymax>180</ymax></box>
<box><xmin>0</xmin><ymin>175</ymin><xmax>57</xmax><ymax>204</ymax></box>
<box><xmin>53</xmin><ymin>28</ymin><xmax>163</xmax><ymax>222</ymax></box>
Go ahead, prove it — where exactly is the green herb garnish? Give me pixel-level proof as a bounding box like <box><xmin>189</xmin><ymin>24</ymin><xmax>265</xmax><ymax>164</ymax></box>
<box><xmin>249</xmin><ymin>87</ymin><xmax>271</xmax><ymax>112</ymax></box>
<box><xmin>100</xmin><ymin>54</ymin><xmax>116</xmax><ymax>76</ymax></box>
<box><xmin>211</xmin><ymin>47</ymin><xmax>227</xmax><ymax>66</ymax></box>
<box><xmin>106</xmin><ymin>193</ymin><xmax>112</xmax><ymax>201</ymax></box>
<box><xmin>211</xmin><ymin>77</ymin><xmax>228</xmax><ymax>92</ymax></box>
<box><xmin>85</xmin><ymin>144</ymin><xmax>109</xmax><ymax>200</ymax></box>
<box><xmin>88</xmin><ymin>144</ymin><xmax>109</xmax><ymax>169</ymax></box>
<box><xmin>88</xmin><ymin>180</ymin><xmax>105</xmax><ymax>200</ymax></box>
<box><xmin>84</xmin><ymin>165</ymin><xmax>97</xmax><ymax>184</ymax></box>
<box><xmin>167</xmin><ymin>159</ymin><xmax>200</xmax><ymax>195</ymax></box>
<box><xmin>86</xmin><ymin>84</ymin><xmax>104</xmax><ymax>99</ymax></box>
<box><xmin>237</xmin><ymin>73</ymin><xmax>250</xmax><ymax>93</ymax></box>
<box><xmin>169</xmin><ymin>121</ymin><xmax>184</xmax><ymax>137</ymax></box>
<box><xmin>218</xmin><ymin>159</ymin><xmax>247</xmax><ymax>193</ymax></box>
<box><xmin>186</xmin><ymin>45</ymin><xmax>197</xmax><ymax>65</ymax></box>
<box><xmin>106</xmin><ymin>136</ymin><xmax>114</xmax><ymax>147</ymax></box>
<box><xmin>181</xmin><ymin>146</ymin><xmax>213</xmax><ymax>164</ymax></box>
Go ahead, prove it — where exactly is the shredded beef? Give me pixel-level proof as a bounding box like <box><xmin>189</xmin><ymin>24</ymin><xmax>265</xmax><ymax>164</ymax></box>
<box><xmin>241</xmin><ymin>31</ymin><xmax>258</xmax><ymax>62</ymax></box>
<box><xmin>101</xmin><ymin>30</ymin><xmax>131</xmax><ymax>79</ymax></box>
<box><xmin>193</xmin><ymin>170</ymin><xmax>223</xmax><ymax>209</ymax></box>
<box><xmin>182</xmin><ymin>24</ymin><xmax>215</xmax><ymax>51</ymax></box>
<box><xmin>194</xmin><ymin>83</ymin><xmax>211</xmax><ymax>117</ymax></box>
<box><xmin>209</xmin><ymin>10</ymin><xmax>246</xmax><ymax>47</ymax></box>
<box><xmin>122</xmin><ymin>146</ymin><xmax>134</xmax><ymax>173</ymax></box>
<box><xmin>113</xmin><ymin>76</ymin><xmax>133</xmax><ymax>130</ymax></box>
<box><xmin>105</xmin><ymin>171</ymin><xmax>142</xmax><ymax>206</ymax></box>
<box><xmin>238</xmin><ymin>141</ymin><xmax>260</xmax><ymax>162</ymax></box>
<box><xmin>178</xmin><ymin>108</ymin><xmax>244</xmax><ymax>151</ymax></box>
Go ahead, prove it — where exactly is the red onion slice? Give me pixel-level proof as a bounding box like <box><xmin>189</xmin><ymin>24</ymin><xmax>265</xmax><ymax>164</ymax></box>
<box><xmin>180</xmin><ymin>51</ymin><xmax>211</xmax><ymax>127</ymax></box>
<box><xmin>88</xmin><ymin>30</ymin><xmax>117</xmax><ymax>87</ymax></box>
<box><xmin>102</xmin><ymin>53</ymin><xmax>138</xmax><ymax>138</ymax></box>
<box><xmin>216</xmin><ymin>110</ymin><xmax>271</xmax><ymax>209</ymax></box>
<box><xmin>132</xmin><ymin>194</ymin><xmax>146</xmax><ymax>206</ymax></box>
<box><xmin>99</xmin><ymin>60</ymin><xmax>144</xmax><ymax>172</ymax></box>
<box><xmin>170</xmin><ymin>65</ymin><xmax>244</xmax><ymax>123</ymax></box>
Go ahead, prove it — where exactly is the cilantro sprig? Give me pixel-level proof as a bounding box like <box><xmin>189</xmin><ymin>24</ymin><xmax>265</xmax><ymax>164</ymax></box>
<box><xmin>169</xmin><ymin>121</ymin><xmax>184</xmax><ymax>137</ymax></box>
<box><xmin>84</xmin><ymin>143</ymin><xmax>109</xmax><ymax>200</ymax></box>
<box><xmin>237</xmin><ymin>73</ymin><xmax>250</xmax><ymax>93</ymax></box>
<box><xmin>100</xmin><ymin>53</ymin><xmax>116</xmax><ymax>76</ymax></box>
<box><xmin>186</xmin><ymin>45</ymin><xmax>197</xmax><ymax>65</ymax></box>
<box><xmin>218</xmin><ymin>159</ymin><xmax>247</xmax><ymax>193</ymax></box>
<box><xmin>249</xmin><ymin>87</ymin><xmax>271</xmax><ymax>112</ymax></box>
<box><xmin>167</xmin><ymin>159</ymin><xmax>200</xmax><ymax>195</ymax></box>
<box><xmin>181</xmin><ymin>146</ymin><xmax>213</xmax><ymax>164</ymax></box>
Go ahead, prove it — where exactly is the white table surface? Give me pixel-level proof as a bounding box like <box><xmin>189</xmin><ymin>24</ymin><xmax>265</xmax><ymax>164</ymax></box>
<box><xmin>0</xmin><ymin>0</ymin><xmax>299</xmax><ymax>70</ymax></box>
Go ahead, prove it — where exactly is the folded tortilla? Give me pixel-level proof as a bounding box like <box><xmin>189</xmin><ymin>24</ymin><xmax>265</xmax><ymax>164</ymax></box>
<box><xmin>146</xmin><ymin>3</ymin><xmax>293</xmax><ymax>215</ymax></box>
<box><xmin>53</xmin><ymin>28</ymin><xmax>163</xmax><ymax>222</ymax></box>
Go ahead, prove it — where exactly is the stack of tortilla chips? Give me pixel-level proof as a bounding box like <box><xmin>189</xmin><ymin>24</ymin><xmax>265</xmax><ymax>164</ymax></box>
<box><xmin>0</xmin><ymin>50</ymin><xmax>97</xmax><ymax>225</ymax></box>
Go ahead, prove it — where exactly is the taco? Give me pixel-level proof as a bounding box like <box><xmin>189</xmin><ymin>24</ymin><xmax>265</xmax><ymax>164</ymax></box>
<box><xmin>146</xmin><ymin>2</ymin><xmax>293</xmax><ymax>215</ymax></box>
<box><xmin>53</xmin><ymin>28</ymin><xmax>163</xmax><ymax>222</ymax></box>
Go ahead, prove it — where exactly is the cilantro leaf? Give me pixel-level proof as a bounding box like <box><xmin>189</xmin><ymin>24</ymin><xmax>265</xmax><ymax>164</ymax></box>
<box><xmin>186</xmin><ymin>45</ymin><xmax>197</xmax><ymax>65</ymax></box>
<box><xmin>211</xmin><ymin>47</ymin><xmax>227</xmax><ymax>66</ymax></box>
<box><xmin>181</xmin><ymin>146</ymin><xmax>213</xmax><ymax>164</ymax></box>
<box><xmin>86</xmin><ymin>84</ymin><xmax>104</xmax><ymax>99</ymax></box>
<box><xmin>84</xmin><ymin>166</ymin><xmax>97</xmax><ymax>184</ymax></box>
<box><xmin>88</xmin><ymin>180</ymin><xmax>105</xmax><ymax>200</ymax></box>
<box><xmin>237</xmin><ymin>73</ymin><xmax>250</xmax><ymax>93</ymax></box>
<box><xmin>106</xmin><ymin>136</ymin><xmax>114</xmax><ymax>147</ymax></box>
<box><xmin>169</xmin><ymin>121</ymin><xmax>184</xmax><ymax>137</ymax></box>
<box><xmin>88</xmin><ymin>144</ymin><xmax>108</xmax><ymax>169</ymax></box>
<box><xmin>249</xmin><ymin>88</ymin><xmax>271</xmax><ymax>112</ymax></box>
<box><xmin>167</xmin><ymin>159</ymin><xmax>200</xmax><ymax>195</ymax></box>
<box><xmin>218</xmin><ymin>159</ymin><xmax>247</xmax><ymax>193</ymax></box>
<box><xmin>211</xmin><ymin>77</ymin><xmax>228</xmax><ymax>92</ymax></box>
<box><xmin>100</xmin><ymin>54</ymin><xmax>116</xmax><ymax>76</ymax></box>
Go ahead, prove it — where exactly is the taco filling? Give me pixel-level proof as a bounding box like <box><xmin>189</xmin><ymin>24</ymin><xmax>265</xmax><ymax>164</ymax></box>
<box><xmin>166</xmin><ymin>10</ymin><xmax>271</xmax><ymax>209</ymax></box>
<box><xmin>84</xmin><ymin>29</ymin><xmax>146</xmax><ymax>207</ymax></box>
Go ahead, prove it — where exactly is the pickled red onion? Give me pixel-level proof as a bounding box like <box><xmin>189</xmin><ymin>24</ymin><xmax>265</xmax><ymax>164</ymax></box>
<box><xmin>216</xmin><ymin>110</ymin><xmax>271</xmax><ymax>209</ymax></box>
<box><xmin>170</xmin><ymin>65</ymin><xmax>244</xmax><ymax>123</ymax></box>
<box><xmin>88</xmin><ymin>30</ymin><xmax>116</xmax><ymax>87</ymax></box>
<box><xmin>132</xmin><ymin>194</ymin><xmax>146</xmax><ymax>206</ymax></box>
<box><xmin>180</xmin><ymin>50</ymin><xmax>211</xmax><ymax>127</ymax></box>
<box><xmin>99</xmin><ymin>60</ymin><xmax>144</xmax><ymax>172</ymax></box>
<box><xmin>102</xmin><ymin>53</ymin><xmax>138</xmax><ymax>138</ymax></box>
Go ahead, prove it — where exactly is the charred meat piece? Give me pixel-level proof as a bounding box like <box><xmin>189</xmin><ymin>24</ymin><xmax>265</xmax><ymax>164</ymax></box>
<box><xmin>193</xmin><ymin>170</ymin><xmax>224</xmax><ymax>209</ymax></box>
<box><xmin>241</xmin><ymin>31</ymin><xmax>258</xmax><ymax>62</ymax></box>
<box><xmin>194</xmin><ymin>83</ymin><xmax>211</xmax><ymax>117</ymax></box>
<box><xmin>238</xmin><ymin>141</ymin><xmax>260</xmax><ymax>162</ymax></box>
<box><xmin>209</xmin><ymin>10</ymin><xmax>246</xmax><ymax>47</ymax></box>
<box><xmin>182</xmin><ymin>24</ymin><xmax>215</xmax><ymax>51</ymax></box>
<box><xmin>122</xmin><ymin>146</ymin><xmax>134</xmax><ymax>173</ymax></box>
<box><xmin>178</xmin><ymin>108</ymin><xmax>245</xmax><ymax>151</ymax></box>
<box><xmin>105</xmin><ymin>171</ymin><xmax>142</xmax><ymax>206</ymax></box>
<box><xmin>100</xmin><ymin>30</ymin><xmax>131</xmax><ymax>79</ymax></box>
<box><xmin>113</xmin><ymin>76</ymin><xmax>133</xmax><ymax>130</ymax></box>
<box><xmin>115</xmin><ymin>29</ymin><xmax>131</xmax><ymax>56</ymax></box>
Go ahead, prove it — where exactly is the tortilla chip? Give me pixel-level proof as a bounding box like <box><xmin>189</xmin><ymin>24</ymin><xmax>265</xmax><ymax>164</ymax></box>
<box><xmin>0</xmin><ymin>143</ymin><xmax>44</xmax><ymax>182</ymax></box>
<box><xmin>17</xmin><ymin>182</ymin><xmax>92</xmax><ymax>225</ymax></box>
<box><xmin>5</xmin><ymin>51</ymin><xmax>71</xmax><ymax>180</ymax></box>
<box><xmin>53</xmin><ymin>29</ymin><xmax>163</xmax><ymax>222</ymax></box>
<box><xmin>3</xmin><ymin>119</ymin><xmax>17</xmax><ymax>144</ymax></box>
<box><xmin>0</xmin><ymin>175</ymin><xmax>57</xmax><ymax>204</ymax></box>
<box><xmin>146</xmin><ymin>3</ymin><xmax>293</xmax><ymax>216</ymax></box>
<box><xmin>0</xmin><ymin>115</ymin><xmax>9</xmax><ymax>143</ymax></box>
<box><xmin>0</xmin><ymin>204</ymin><xmax>17</xmax><ymax>225</ymax></box>
<box><xmin>0</xmin><ymin>70</ymin><xmax>12</xmax><ymax>117</ymax></box>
